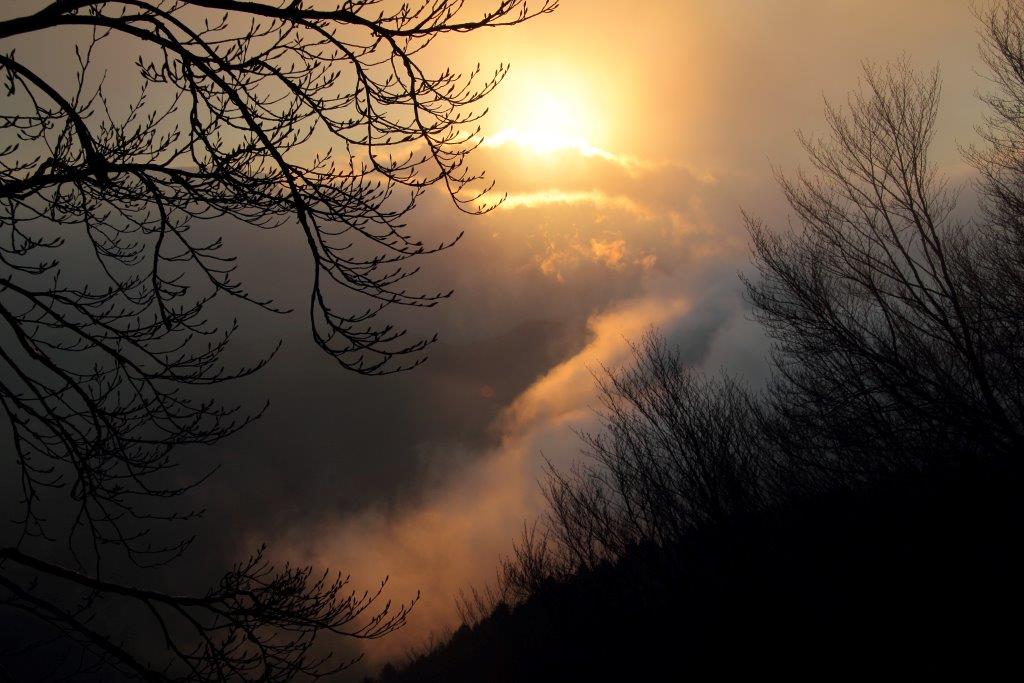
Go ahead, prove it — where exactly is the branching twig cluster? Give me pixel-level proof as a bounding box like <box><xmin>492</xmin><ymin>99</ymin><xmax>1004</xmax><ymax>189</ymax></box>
<box><xmin>0</xmin><ymin>1</ymin><xmax>554</xmax><ymax>679</ymax></box>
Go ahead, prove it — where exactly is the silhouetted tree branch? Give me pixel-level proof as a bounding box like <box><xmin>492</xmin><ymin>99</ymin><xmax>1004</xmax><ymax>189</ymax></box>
<box><xmin>0</xmin><ymin>0</ymin><xmax>554</xmax><ymax>678</ymax></box>
<box><xmin>1</xmin><ymin>544</ymin><xmax>417</xmax><ymax>680</ymax></box>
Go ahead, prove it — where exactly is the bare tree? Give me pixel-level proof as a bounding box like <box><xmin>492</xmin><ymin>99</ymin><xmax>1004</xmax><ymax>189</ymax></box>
<box><xmin>960</xmin><ymin>0</ymin><xmax>1024</xmax><ymax>428</ymax></box>
<box><xmin>453</xmin><ymin>521</ymin><xmax>565</xmax><ymax>628</ymax></box>
<box><xmin>541</xmin><ymin>331</ymin><xmax>767</xmax><ymax>573</ymax></box>
<box><xmin>0</xmin><ymin>1</ymin><xmax>555</xmax><ymax>679</ymax></box>
<box><xmin>744</xmin><ymin>59</ymin><xmax>1024</xmax><ymax>477</ymax></box>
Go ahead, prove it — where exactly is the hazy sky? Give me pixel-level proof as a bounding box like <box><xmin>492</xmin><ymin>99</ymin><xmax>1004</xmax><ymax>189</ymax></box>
<box><xmin>0</xmin><ymin>0</ymin><xmax>995</xmax><ymax>675</ymax></box>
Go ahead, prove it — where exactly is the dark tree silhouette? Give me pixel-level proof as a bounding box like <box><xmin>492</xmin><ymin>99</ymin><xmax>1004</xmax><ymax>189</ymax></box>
<box><xmin>444</xmin><ymin>330</ymin><xmax>772</xmax><ymax>628</ymax></box>
<box><xmin>0</xmin><ymin>1</ymin><xmax>555</xmax><ymax>679</ymax></box>
<box><xmin>0</xmin><ymin>544</ymin><xmax>417</xmax><ymax>680</ymax></box>
<box><xmin>961</xmin><ymin>0</ymin><xmax>1024</xmax><ymax>428</ymax></box>
<box><xmin>465</xmin><ymin>61</ymin><xmax>1024</xmax><ymax>617</ymax></box>
<box><xmin>744</xmin><ymin>59</ymin><xmax>1024</xmax><ymax>477</ymax></box>
<box><xmin>543</xmin><ymin>332</ymin><xmax>767</xmax><ymax>571</ymax></box>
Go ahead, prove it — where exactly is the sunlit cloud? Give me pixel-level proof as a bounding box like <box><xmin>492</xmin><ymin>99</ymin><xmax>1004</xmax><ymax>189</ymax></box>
<box><xmin>497</xmin><ymin>189</ymin><xmax>652</xmax><ymax>217</ymax></box>
<box><xmin>483</xmin><ymin>128</ymin><xmax>626</xmax><ymax>164</ymax></box>
<box><xmin>255</xmin><ymin>22</ymin><xmax>781</xmax><ymax>668</ymax></box>
<box><xmin>287</xmin><ymin>294</ymin><xmax>694</xmax><ymax>664</ymax></box>
<box><xmin>588</xmin><ymin>237</ymin><xmax>627</xmax><ymax>267</ymax></box>
<box><xmin>533</xmin><ymin>235</ymin><xmax>651</xmax><ymax>283</ymax></box>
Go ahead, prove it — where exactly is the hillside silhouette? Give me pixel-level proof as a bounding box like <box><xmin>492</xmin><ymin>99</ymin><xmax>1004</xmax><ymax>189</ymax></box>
<box><xmin>368</xmin><ymin>456</ymin><xmax>1021</xmax><ymax>681</ymax></box>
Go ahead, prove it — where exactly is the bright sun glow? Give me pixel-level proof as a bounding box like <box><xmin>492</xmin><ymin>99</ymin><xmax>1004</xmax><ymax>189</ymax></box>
<box><xmin>484</xmin><ymin>87</ymin><xmax>614</xmax><ymax>160</ymax></box>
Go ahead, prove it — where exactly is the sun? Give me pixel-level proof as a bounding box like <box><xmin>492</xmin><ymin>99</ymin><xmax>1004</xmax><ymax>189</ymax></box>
<box><xmin>484</xmin><ymin>82</ymin><xmax>612</xmax><ymax>159</ymax></box>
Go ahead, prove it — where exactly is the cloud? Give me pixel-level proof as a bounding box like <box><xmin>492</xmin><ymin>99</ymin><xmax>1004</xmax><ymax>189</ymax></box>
<box><xmin>284</xmin><ymin>294</ymin><xmax>693</xmax><ymax>663</ymax></box>
<box><xmin>588</xmin><ymin>237</ymin><xmax>628</xmax><ymax>267</ymax></box>
<box><xmin>497</xmin><ymin>189</ymin><xmax>652</xmax><ymax>218</ymax></box>
<box><xmin>273</xmin><ymin>248</ymin><xmax>764</xmax><ymax>671</ymax></box>
<box><xmin>481</xmin><ymin>130</ymin><xmax>635</xmax><ymax>168</ymax></box>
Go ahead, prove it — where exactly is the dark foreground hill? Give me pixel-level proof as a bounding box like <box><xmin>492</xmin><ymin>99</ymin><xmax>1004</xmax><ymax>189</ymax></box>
<box><xmin>366</xmin><ymin>458</ymin><xmax>1023</xmax><ymax>681</ymax></box>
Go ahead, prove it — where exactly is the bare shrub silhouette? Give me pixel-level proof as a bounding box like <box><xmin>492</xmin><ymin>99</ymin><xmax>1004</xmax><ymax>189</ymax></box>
<box><xmin>453</xmin><ymin>522</ymin><xmax>564</xmax><ymax>629</ymax></box>
<box><xmin>0</xmin><ymin>1</ymin><xmax>555</xmax><ymax>679</ymax></box>
<box><xmin>443</xmin><ymin>331</ymin><xmax>771</xmax><ymax>622</ymax></box>
<box><xmin>543</xmin><ymin>331</ymin><xmax>768</xmax><ymax>571</ymax></box>
<box><xmin>745</xmin><ymin>59</ymin><xmax>1024</xmax><ymax>478</ymax></box>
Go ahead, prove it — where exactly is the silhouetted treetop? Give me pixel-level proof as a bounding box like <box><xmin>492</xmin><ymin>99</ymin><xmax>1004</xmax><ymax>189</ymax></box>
<box><xmin>744</xmin><ymin>60</ymin><xmax>1024</xmax><ymax>473</ymax></box>
<box><xmin>0</xmin><ymin>0</ymin><xmax>556</xmax><ymax>374</ymax></box>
